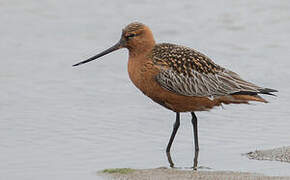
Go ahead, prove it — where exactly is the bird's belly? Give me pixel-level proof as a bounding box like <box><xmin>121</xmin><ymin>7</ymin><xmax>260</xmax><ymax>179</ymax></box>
<box><xmin>128</xmin><ymin>59</ymin><xmax>218</xmax><ymax>112</ymax></box>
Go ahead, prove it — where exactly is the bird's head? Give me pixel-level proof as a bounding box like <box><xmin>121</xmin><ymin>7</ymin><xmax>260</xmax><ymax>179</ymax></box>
<box><xmin>73</xmin><ymin>22</ymin><xmax>155</xmax><ymax>67</ymax></box>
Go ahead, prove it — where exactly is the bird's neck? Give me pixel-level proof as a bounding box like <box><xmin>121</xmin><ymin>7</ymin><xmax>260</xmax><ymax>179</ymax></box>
<box><xmin>128</xmin><ymin>39</ymin><xmax>155</xmax><ymax>58</ymax></box>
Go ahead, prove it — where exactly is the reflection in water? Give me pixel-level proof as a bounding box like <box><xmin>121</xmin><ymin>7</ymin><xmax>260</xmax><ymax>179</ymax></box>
<box><xmin>166</xmin><ymin>151</ymin><xmax>200</xmax><ymax>170</ymax></box>
<box><xmin>193</xmin><ymin>150</ymin><xmax>199</xmax><ymax>170</ymax></box>
<box><xmin>166</xmin><ymin>152</ymin><xmax>175</xmax><ymax>168</ymax></box>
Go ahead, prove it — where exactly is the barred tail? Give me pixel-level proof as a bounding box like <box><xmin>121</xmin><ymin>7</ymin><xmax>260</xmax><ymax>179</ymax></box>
<box><xmin>227</xmin><ymin>88</ymin><xmax>278</xmax><ymax>104</ymax></box>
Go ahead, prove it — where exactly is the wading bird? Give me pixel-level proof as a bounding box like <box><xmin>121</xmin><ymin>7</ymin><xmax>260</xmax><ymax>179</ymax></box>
<box><xmin>73</xmin><ymin>22</ymin><xmax>277</xmax><ymax>169</ymax></box>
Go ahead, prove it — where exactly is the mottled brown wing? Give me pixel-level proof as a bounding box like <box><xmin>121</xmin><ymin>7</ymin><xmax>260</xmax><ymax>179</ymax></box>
<box><xmin>152</xmin><ymin>43</ymin><xmax>261</xmax><ymax>97</ymax></box>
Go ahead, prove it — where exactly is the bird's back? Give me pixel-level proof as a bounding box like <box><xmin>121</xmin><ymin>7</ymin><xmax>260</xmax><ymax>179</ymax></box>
<box><xmin>150</xmin><ymin>43</ymin><xmax>223</xmax><ymax>75</ymax></box>
<box><xmin>149</xmin><ymin>43</ymin><xmax>277</xmax><ymax>104</ymax></box>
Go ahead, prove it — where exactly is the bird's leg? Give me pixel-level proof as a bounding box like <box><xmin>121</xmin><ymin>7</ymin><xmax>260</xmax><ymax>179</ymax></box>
<box><xmin>166</xmin><ymin>112</ymin><xmax>180</xmax><ymax>153</ymax></box>
<box><xmin>191</xmin><ymin>112</ymin><xmax>199</xmax><ymax>170</ymax></box>
<box><xmin>166</xmin><ymin>112</ymin><xmax>180</xmax><ymax>168</ymax></box>
<box><xmin>166</xmin><ymin>151</ymin><xmax>174</xmax><ymax>168</ymax></box>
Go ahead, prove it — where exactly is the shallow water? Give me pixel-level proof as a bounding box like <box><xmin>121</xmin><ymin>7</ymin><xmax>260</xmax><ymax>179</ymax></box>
<box><xmin>1</xmin><ymin>0</ymin><xmax>290</xmax><ymax>180</ymax></box>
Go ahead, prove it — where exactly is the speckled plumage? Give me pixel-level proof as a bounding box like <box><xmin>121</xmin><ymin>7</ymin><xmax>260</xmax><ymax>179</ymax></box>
<box><xmin>151</xmin><ymin>43</ymin><xmax>268</xmax><ymax>98</ymax></box>
<box><xmin>123</xmin><ymin>22</ymin><xmax>145</xmax><ymax>34</ymax></box>
<box><xmin>151</xmin><ymin>43</ymin><xmax>223</xmax><ymax>74</ymax></box>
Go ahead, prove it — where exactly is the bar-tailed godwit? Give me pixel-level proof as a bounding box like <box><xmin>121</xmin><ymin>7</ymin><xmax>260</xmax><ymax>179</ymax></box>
<box><xmin>73</xmin><ymin>22</ymin><xmax>277</xmax><ymax>169</ymax></box>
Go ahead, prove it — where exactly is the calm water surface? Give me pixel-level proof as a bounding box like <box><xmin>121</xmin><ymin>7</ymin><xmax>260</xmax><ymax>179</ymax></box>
<box><xmin>1</xmin><ymin>0</ymin><xmax>290</xmax><ymax>180</ymax></box>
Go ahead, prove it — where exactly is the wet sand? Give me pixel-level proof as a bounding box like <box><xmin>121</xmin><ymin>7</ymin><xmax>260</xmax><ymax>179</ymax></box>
<box><xmin>100</xmin><ymin>167</ymin><xmax>290</xmax><ymax>180</ymax></box>
<box><xmin>101</xmin><ymin>146</ymin><xmax>290</xmax><ymax>180</ymax></box>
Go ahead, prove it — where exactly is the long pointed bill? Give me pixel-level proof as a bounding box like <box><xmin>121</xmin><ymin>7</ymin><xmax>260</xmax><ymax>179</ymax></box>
<box><xmin>73</xmin><ymin>41</ymin><xmax>122</xmax><ymax>67</ymax></box>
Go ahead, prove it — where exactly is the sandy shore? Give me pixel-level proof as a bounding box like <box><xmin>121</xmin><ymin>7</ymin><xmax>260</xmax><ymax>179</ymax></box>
<box><xmin>100</xmin><ymin>167</ymin><xmax>290</xmax><ymax>180</ymax></box>
<box><xmin>100</xmin><ymin>146</ymin><xmax>290</xmax><ymax>180</ymax></box>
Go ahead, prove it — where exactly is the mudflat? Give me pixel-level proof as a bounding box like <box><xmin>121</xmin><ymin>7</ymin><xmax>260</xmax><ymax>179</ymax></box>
<box><xmin>100</xmin><ymin>167</ymin><xmax>290</xmax><ymax>180</ymax></box>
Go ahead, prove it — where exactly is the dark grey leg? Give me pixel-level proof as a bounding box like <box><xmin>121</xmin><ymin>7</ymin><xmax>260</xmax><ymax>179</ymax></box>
<box><xmin>191</xmin><ymin>112</ymin><xmax>199</xmax><ymax>170</ymax></box>
<box><xmin>166</xmin><ymin>112</ymin><xmax>180</xmax><ymax>153</ymax></box>
<box><xmin>166</xmin><ymin>151</ymin><xmax>174</xmax><ymax>168</ymax></box>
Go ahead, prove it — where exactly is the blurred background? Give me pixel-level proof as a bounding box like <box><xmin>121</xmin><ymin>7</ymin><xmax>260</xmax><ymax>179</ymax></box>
<box><xmin>0</xmin><ymin>0</ymin><xmax>289</xmax><ymax>180</ymax></box>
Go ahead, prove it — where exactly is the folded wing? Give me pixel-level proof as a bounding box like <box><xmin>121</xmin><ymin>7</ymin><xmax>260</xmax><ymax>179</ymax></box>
<box><xmin>152</xmin><ymin>43</ymin><xmax>277</xmax><ymax>98</ymax></box>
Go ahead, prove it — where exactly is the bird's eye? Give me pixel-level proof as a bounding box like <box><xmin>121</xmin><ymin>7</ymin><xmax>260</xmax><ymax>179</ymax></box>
<box><xmin>126</xmin><ymin>33</ymin><xmax>136</xmax><ymax>39</ymax></box>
